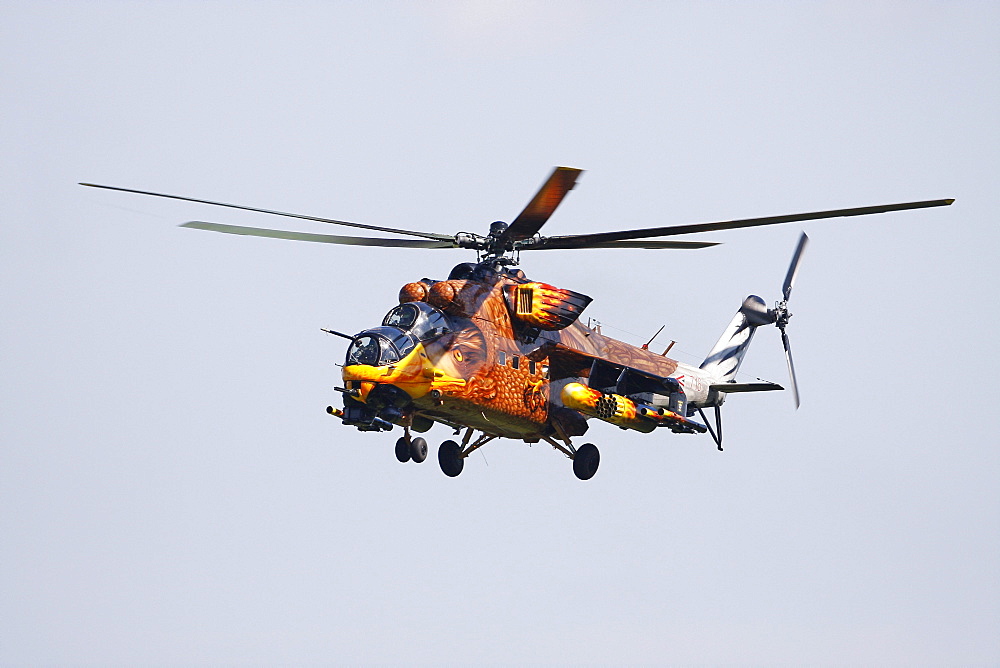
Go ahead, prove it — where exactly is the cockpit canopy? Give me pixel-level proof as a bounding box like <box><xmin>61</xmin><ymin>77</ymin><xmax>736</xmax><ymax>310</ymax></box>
<box><xmin>346</xmin><ymin>327</ymin><xmax>414</xmax><ymax>366</ymax></box>
<box><xmin>382</xmin><ymin>302</ymin><xmax>451</xmax><ymax>341</ymax></box>
<box><xmin>346</xmin><ymin>303</ymin><xmax>451</xmax><ymax>367</ymax></box>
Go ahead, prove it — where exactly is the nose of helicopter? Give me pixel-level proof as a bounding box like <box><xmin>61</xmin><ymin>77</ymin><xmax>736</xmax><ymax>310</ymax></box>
<box><xmin>342</xmin><ymin>340</ymin><xmax>467</xmax><ymax>404</ymax></box>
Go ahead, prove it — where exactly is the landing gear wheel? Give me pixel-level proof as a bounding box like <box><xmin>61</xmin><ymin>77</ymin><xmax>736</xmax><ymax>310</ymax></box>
<box><xmin>438</xmin><ymin>440</ymin><xmax>464</xmax><ymax>477</ymax></box>
<box><xmin>573</xmin><ymin>443</ymin><xmax>600</xmax><ymax>480</ymax></box>
<box><xmin>409</xmin><ymin>437</ymin><xmax>428</xmax><ymax>463</ymax></box>
<box><xmin>395</xmin><ymin>437</ymin><xmax>411</xmax><ymax>463</ymax></box>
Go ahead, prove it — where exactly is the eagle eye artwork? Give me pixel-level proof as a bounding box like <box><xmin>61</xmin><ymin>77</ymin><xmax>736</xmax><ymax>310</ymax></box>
<box><xmin>81</xmin><ymin>168</ymin><xmax>953</xmax><ymax>480</ymax></box>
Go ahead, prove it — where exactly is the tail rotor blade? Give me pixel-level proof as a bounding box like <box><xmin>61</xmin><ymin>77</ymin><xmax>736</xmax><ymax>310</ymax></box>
<box><xmin>782</xmin><ymin>232</ymin><xmax>809</xmax><ymax>301</ymax></box>
<box><xmin>780</xmin><ymin>328</ymin><xmax>801</xmax><ymax>409</ymax></box>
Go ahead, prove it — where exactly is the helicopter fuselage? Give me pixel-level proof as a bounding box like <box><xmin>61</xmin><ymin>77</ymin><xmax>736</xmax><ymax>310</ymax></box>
<box><xmin>339</xmin><ymin>262</ymin><xmax>715</xmax><ymax>442</ymax></box>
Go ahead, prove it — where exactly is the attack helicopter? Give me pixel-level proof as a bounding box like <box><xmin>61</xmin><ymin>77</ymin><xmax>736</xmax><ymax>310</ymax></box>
<box><xmin>81</xmin><ymin>169</ymin><xmax>953</xmax><ymax>480</ymax></box>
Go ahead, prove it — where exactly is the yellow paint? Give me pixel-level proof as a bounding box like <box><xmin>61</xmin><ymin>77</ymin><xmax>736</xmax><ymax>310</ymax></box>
<box><xmin>561</xmin><ymin>382</ymin><xmax>703</xmax><ymax>433</ymax></box>
<box><xmin>561</xmin><ymin>382</ymin><xmax>655</xmax><ymax>433</ymax></box>
<box><xmin>561</xmin><ymin>381</ymin><xmax>602</xmax><ymax>410</ymax></box>
<box><xmin>510</xmin><ymin>282</ymin><xmax>589</xmax><ymax>330</ymax></box>
<box><xmin>343</xmin><ymin>342</ymin><xmax>467</xmax><ymax>403</ymax></box>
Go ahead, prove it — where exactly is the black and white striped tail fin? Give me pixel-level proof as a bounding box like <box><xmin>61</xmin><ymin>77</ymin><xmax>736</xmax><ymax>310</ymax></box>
<box><xmin>699</xmin><ymin>295</ymin><xmax>769</xmax><ymax>383</ymax></box>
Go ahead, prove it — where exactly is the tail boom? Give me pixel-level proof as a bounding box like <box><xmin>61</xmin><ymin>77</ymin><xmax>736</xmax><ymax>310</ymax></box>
<box><xmin>699</xmin><ymin>295</ymin><xmax>767</xmax><ymax>384</ymax></box>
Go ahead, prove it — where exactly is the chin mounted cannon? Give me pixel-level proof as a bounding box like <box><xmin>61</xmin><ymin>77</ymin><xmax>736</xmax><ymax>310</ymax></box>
<box><xmin>340</xmin><ymin>384</ymin><xmax>411</xmax><ymax>432</ymax></box>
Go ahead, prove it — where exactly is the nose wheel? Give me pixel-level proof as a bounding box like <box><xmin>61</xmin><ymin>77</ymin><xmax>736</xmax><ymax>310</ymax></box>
<box><xmin>409</xmin><ymin>437</ymin><xmax>428</xmax><ymax>463</ymax></box>
<box><xmin>394</xmin><ymin>436</ymin><xmax>411</xmax><ymax>462</ymax></box>
<box><xmin>394</xmin><ymin>435</ymin><xmax>428</xmax><ymax>463</ymax></box>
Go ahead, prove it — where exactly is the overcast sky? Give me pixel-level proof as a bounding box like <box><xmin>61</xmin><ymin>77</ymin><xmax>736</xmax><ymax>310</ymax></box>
<box><xmin>2</xmin><ymin>1</ymin><xmax>998</xmax><ymax>665</ymax></box>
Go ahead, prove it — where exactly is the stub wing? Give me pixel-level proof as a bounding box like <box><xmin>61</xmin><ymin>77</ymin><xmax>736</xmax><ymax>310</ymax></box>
<box><xmin>529</xmin><ymin>342</ymin><xmax>598</xmax><ymax>381</ymax></box>
<box><xmin>709</xmin><ymin>382</ymin><xmax>784</xmax><ymax>393</ymax></box>
<box><xmin>561</xmin><ymin>382</ymin><xmax>707</xmax><ymax>435</ymax></box>
<box><xmin>535</xmin><ymin>348</ymin><xmax>708</xmax><ymax>435</ymax></box>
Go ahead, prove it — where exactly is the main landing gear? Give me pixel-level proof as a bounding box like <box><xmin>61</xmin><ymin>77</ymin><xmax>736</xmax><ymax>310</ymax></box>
<box><xmin>540</xmin><ymin>433</ymin><xmax>600</xmax><ymax>481</ymax></box>
<box><xmin>435</xmin><ymin>430</ymin><xmax>497</xmax><ymax>478</ymax></box>
<box><xmin>572</xmin><ymin>443</ymin><xmax>600</xmax><ymax>481</ymax></box>
<box><xmin>394</xmin><ymin>427</ymin><xmax>601</xmax><ymax>481</ymax></box>
<box><xmin>438</xmin><ymin>440</ymin><xmax>463</xmax><ymax>477</ymax></box>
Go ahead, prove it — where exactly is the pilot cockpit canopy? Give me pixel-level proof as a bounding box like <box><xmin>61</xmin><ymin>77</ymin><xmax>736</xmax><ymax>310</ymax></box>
<box><xmin>382</xmin><ymin>302</ymin><xmax>451</xmax><ymax>341</ymax></box>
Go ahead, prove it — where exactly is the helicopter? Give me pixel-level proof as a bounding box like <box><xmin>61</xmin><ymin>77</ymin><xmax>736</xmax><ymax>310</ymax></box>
<box><xmin>81</xmin><ymin>169</ymin><xmax>953</xmax><ymax>480</ymax></box>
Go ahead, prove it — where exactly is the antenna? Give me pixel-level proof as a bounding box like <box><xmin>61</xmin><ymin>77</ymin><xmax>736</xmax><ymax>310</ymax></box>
<box><xmin>641</xmin><ymin>325</ymin><xmax>665</xmax><ymax>350</ymax></box>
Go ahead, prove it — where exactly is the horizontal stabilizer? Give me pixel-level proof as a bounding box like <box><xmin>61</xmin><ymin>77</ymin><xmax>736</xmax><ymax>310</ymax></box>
<box><xmin>710</xmin><ymin>382</ymin><xmax>784</xmax><ymax>393</ymax></box>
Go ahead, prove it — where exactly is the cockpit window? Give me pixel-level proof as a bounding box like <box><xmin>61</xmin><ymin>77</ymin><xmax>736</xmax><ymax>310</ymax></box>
<box><xmin>346</xmin><ymin>327</ymin><xmax>417</xmax><ymax>366</ymax></box>
<box><xmin>383</xmin><ymin>303</ymin><xmax>418</xmax><ymax>329</ymax></box>
<box><xmin>347</xmin><ymin>335</ymin><xmax>381</xmax><ymax>366</ymax></box>
<box><xmin>382</xmin><ymin>302</ymin><xmax>451</xmax><ymax>341</ymax></box>
<box><xmin>378</xmin><ymin>328</ymin><xmax>414</xmax><ymax>361</ymax></box>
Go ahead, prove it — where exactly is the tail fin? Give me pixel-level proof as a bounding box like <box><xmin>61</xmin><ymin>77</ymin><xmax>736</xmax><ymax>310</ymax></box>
<box><xmin>700</xmin><ymin>295</ymin><xmax>770</xmax><ymax>383</ymax></box>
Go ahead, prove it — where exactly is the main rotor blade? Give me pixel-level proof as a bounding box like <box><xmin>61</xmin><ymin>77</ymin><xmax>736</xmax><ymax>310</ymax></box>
<box><xmin>521</xmin><ymin>239</ymin><xmax>720</xmax><ymax>250</ymax></box>
<box><xmin>500</xmin><ymin>167</ymin><xmax>583</xmax><ymax>244</ymax></box>
<box><xmin>782</xmin><ymin>232</ymin><xmax>809</xmax><ymax>301</ymax></box>
<box><xmin>538</xmin><ymin>198</ymin><xmax>954</xmax><ymax>246</ymax></box>
<box><xmin>780</xmin><ymin>328</ymin><xmax>801</xmax><ymax>409</ymax></box>
<box><xmin>80</xmin><ymin>182</ymin><xmax>455</xmax><ymax>241</ymax></box>
<box><xmin>180</xmin><ymin>221</ymin><xmax>457</xmax><ymax>248</ymax></box>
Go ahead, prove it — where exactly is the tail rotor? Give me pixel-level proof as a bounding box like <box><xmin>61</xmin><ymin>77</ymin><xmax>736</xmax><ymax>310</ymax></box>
<box><xmin>752</xmin><ymin>232</ymin><xmax>808</xmax><ymax>408</ymax></box>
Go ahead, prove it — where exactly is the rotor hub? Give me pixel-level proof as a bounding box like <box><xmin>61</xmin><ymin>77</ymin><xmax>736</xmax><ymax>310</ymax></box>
<box><xmin>773</xmin><ymin>300</ymin><xmax>792</xmax><ymax>330</ymax></box>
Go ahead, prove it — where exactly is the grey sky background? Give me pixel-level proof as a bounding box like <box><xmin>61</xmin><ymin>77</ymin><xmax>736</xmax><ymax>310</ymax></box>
<box><xmin>2</xmin><ymin>1</ymin><xmax>998</xmax><ymax>665</ymax></box>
